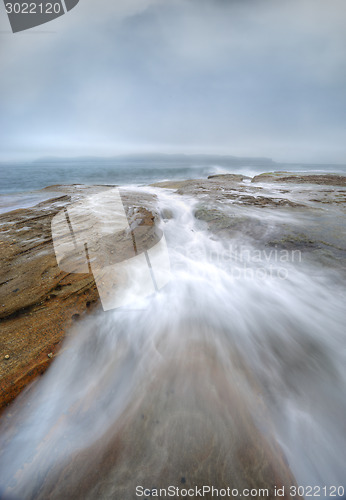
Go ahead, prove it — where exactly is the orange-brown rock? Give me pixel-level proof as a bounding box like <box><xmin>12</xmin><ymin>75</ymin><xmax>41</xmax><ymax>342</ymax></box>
<box><xmin>0</xmin><ymin>186</ymin><xmax>158</xmax><ymax>412</ymax></box>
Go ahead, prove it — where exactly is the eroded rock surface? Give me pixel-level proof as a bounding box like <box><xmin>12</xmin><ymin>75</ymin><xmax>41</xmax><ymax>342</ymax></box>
<box><xmin>1</xmin><ymin>173</ymin><xmax>345</xmax><ymax>497</ymax></box>
<box><xmin>0</xmin><ymin>186</ymin><xmax>158</xmax><ymax>411</ymax></box>
<box><xmin>154</xmin><ymin>173</ymin><xmax>346</xmax><ymax>272</ymax></box>
<box><xmin>1</xmin><ymin>175</ymin><xmax>346</xmax><ymax>411</ymax></box>
<box><xmin>252</xmin><ymin>172</ymin><xmax>346</xmax><ymax>185</ymax></box>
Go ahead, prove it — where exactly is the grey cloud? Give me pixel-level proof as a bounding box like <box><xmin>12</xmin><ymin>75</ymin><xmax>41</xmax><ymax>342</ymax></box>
<box><xmin>0</xmin><ymin>0</ymin><xmax>345</xmax><ymax>162</ymax></box>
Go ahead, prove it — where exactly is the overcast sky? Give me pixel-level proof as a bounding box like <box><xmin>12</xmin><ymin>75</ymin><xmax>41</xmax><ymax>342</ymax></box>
<box><xmin>0</xmin><ymin>0</ymin><xmax>345</xmax><ymax>162</ymax></box>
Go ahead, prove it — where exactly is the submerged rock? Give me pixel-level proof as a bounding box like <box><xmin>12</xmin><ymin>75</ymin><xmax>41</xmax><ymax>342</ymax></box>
<box><xmin>1</xmin><ymin>334</ymin><xmax>300</xmax><ymax>500</ymax></box>
<box><xmin>153</xmin><ymin>173</ymin><xmax>346</xmax><ymax>270</ymax></box>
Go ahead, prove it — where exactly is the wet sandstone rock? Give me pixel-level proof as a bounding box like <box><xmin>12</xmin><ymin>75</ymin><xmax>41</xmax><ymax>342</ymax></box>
<box><xmin>207</xmin><ymin>173</ymin><xmax>251</xmax><ymax>181</ymax></box>
<box><xmin>1</xmin><ymin>173</ymin><xmax>345</xmax><ymax>497</ymax></box>
<box><xmin>0</xmin><ymin>186</ymin><xmax>158</xmax><ymax>412</ymax></box>
<box><xmin>154</xmin><ymin>173</ymin><xmax>346</xmax><ymax>272</ymax></box>
<box><xmin>251</xmin><ymin>172</ymin><xmax>346</xmax><ymax>185</ymax></box>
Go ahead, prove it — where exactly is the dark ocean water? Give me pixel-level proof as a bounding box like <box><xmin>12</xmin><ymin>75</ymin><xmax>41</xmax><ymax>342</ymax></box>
<box><xmin>1</xmin><ymin>155</ymin><xmax>346</xmax><ymax>195</ymax></box>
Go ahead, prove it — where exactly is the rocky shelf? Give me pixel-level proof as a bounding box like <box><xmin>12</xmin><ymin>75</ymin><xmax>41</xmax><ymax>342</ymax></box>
<box><xmin>0</xmin><ymin>185</ymin><xmax>159</xmax><ymax>412</ymax></box>
<box><xmin>1</xmin><ymin>173</ymin><xmax>346</xmax><ymax>407</ymax></box>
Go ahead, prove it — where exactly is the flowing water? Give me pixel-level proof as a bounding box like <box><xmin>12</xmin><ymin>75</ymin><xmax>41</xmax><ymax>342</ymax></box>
<box><xmin>0</xmin><ymin>186</ymin><xmax>345</xmax><ymax>498</ymax></box>
<box><xmin>1</xmin><ymin>156</ymin><xmax>346</xmax><ymax>194</ymax></box>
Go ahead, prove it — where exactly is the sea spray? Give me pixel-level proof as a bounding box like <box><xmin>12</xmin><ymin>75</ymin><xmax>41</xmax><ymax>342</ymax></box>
<box><xmin>0</xmin><ymin>188</ymin><xmax>345</xmax><ymax>498</ymax></box>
